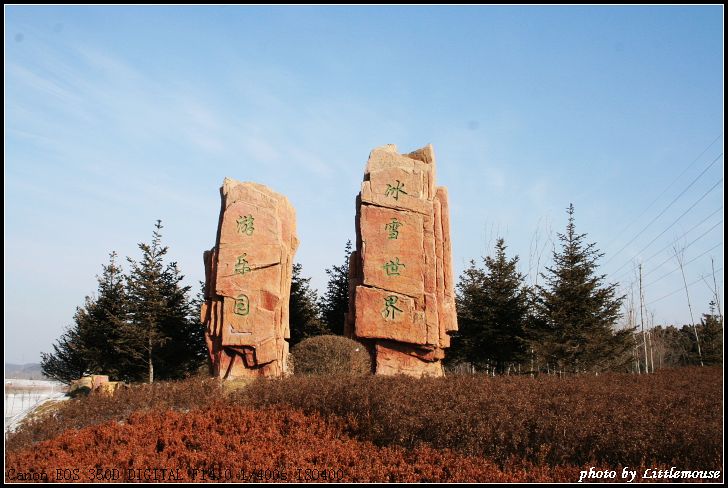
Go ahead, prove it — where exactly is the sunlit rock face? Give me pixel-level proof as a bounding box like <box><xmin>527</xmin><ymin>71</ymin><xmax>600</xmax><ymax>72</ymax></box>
<box><xmin>346</xmin><ymin>144</ymin><xmax>458</xmax><ymax>377</ymax></box>
<box><xmin>201</xmin><ymin>179</ymin><xmax>298</xmax><ymax>379</ymax></box>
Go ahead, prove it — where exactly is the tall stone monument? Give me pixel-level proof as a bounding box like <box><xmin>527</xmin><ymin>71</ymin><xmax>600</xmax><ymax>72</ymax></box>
<box><xmin>346</xmin><ymin>144</ymin><xmax>458</xmax><ymax>377</ymax></box>
<box><xmin>201</xmin><ymin>178</ymin><xmax>298</xmax><ymax>378</ymax></box>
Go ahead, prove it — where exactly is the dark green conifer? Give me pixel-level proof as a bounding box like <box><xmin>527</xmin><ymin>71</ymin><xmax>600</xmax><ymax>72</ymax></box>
<box><xmin>534</xmin><ymin>204</ymin><xmax>629</xmax><ymax>373</ymax></box>
<box><xmin>289</xmin><ymin>263</ymin><xmax>328</xmax><ymax>346</ymax></box>
<box><xmin>321</xmin><ymin>240</ymin><xmax>352</xmax><ymax>335</ymax></box>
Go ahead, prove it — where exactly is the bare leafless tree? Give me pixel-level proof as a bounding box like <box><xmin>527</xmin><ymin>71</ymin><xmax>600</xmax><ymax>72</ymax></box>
<box><xmin>700</xmin><ymin>256</ymin><xmax>723</xmax><ymax>322</ymax></box>
<box><xmin>673</xmin><ymin>244</ymin><xmax>704</xmax><ymax>366</ymax></box>
<box><xmin>711</xmin><ymin>257</ymin><xmax>723</xmax><ymax>321</ymax></box>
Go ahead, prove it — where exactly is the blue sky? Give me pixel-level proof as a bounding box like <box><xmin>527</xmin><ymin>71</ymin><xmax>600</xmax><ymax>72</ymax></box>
<box><xmin>5</xmin><ymin>6</ymin><xmax>723</xmax><ymax>364</ymax></box>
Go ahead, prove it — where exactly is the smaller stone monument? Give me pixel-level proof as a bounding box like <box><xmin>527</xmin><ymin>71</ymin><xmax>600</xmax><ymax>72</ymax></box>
<box><xmin>201</xmin><ymin>178</ymin><xmax>298</xmax><ymax>378</ymax></box>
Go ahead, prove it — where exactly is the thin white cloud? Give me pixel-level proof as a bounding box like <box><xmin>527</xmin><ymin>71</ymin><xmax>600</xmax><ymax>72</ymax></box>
<box><xmin>286</xmin><ymin>147</ymin><xmax>333</xmax><ymax>178</ymax></box>
<box><xmin>239</xmin><ymin>134</ymin><xmax>282</xmax><ymax>162</ymax></box>
<box><xmin>7</xmin><ymin>63</ymin><xmax>82</xmax><ymax>105</ymax></box>
<box><xmin>74</xmin><ymin>44</ymin><xmax>143</xmax><ymax>82</ymax></box>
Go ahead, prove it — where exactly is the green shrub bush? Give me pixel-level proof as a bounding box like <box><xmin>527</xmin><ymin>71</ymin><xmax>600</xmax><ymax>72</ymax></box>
<box><xmin>290</xmin><ymin>335</ymin><xmax>371</xmax><ymax>376</ymax></box>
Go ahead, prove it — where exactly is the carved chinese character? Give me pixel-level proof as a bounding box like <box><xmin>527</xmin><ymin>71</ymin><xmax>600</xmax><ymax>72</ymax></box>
<box><xmin>234</xmin><ymin>253</ymin><xmax>251</xmax><ymax>275</ymax></box>
<box><xmin>384</xmin><ymin>180</ymin><xmax>407</xmax><ymax>200</ymax></box>
<box><xmin>381</xmin><ymin>295</ymin><xmax>403</xmax><ymax>321</ymax></box>
<box><xmin>236</xmin><ymin>215</ymin><xmax>255</xmax><ymax>236</ymax></box>
<box><xmin>233</xmin><ymin>294</ymin><xmax>250</xmax><ymax>316</ymax></box>
<box><xmin>382</xmin><ymin>257</ymin><xmax>406</xmax><ymax>277</ymax></box>
<box><xmin>384</xmin><ymin>218</ymin><xmax>402</xmax><ymax>239</ymax></box>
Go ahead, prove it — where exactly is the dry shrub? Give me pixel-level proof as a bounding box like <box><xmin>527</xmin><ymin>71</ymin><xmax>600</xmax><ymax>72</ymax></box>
<box><xmin>5</xmin><ymin>376</ymin><xmax>223</xmax><ymax>452</ymax></box>
<box><xmin>5</xmin><ymin>367</ymin><xmax>722</xmax><ymax>479</ymax></box>
<box><xmin>67</xmin><ymin>386</ymin><xmax>91</xmax><ymax>399</ymax></box>
<box><xmin>7</xmin><ymin>404</ymin><xmax>719</xmax><ymax>483</ymax></box>
<box><xmin>235</xmin><ymin>367</ymin><xmax>723</xmax><ymax>468</ymax></box>
<box><xmin>3</xmin><ymin>404</ymin><xmax>650</xmax><ymax>483</ymax></box>
<box><xmin>290</xmin><ymin>335</ymin><xmax>371</xmax><ymax>376</ymax></box>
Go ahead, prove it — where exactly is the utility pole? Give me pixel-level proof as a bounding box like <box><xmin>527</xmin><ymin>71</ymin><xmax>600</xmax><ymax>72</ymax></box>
<box><xmin>639</xmin><ymin>264</ymin><xmax>649</xmax><ymax>374</ymax></box>
<box><xmin>711</xmin><ymin>257</ymin><xmax>722</xmax><ymax>322</ymax></box>
<box><xmin>630</xmin><ymin>296</ymin><xmax>640</xmax><ymax>374</ymax></box>
<box><xmin>629</xmin><ymin>284</ymin><xmax>640</xmax><ymax>374</ymax></box>
<box><xmin>648</xmin><ymin>311</ymin><xmax>655</xmax><ymax>373</ymax></box>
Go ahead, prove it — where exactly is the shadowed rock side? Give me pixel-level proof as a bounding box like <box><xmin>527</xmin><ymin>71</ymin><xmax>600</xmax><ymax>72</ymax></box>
<box><xmin>201</xmin><ymin>179</ymin><xmax>298</xmax><ymax>378</ymax></box>
<box><xmin>346</xmin><ymin>144</ymin><xmax>458</xmax><ymax>377</ymax></box>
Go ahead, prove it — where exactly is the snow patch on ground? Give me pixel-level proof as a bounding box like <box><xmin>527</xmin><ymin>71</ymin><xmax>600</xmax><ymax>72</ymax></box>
<box><xmin>5</xmin><ymin>379</ymin><xmax>68</xmax><ymax>432</ymax></box>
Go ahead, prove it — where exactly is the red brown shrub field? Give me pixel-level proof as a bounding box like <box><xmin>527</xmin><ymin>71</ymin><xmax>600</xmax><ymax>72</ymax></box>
<box><xmin>5</xmin><ymin>367</ymin><xmax>723</xmax><ymax>483</ymax></box>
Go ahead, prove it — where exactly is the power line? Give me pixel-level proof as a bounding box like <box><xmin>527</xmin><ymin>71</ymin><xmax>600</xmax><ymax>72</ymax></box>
<box><xmin>616</xmin><ymin>217</ymin><xmax>724</xmax><ymax>285</ymax></box>
<box><xmin>627</xmin><ymin>178</ymin><xmax>723</xmax><ymax>263</ymax></box>
<box><xmin>609</xmin><ymin>178</ymin><xmax>723</xmax><ymax>284</ymax></box>
<box><xmin>610</xmin><ymin>178</ymin><xmax>723</xmax><ymax>281</ymax></box>
<box><xmin>640</xmin><ymin>209</ymin><xmax>723</xmax><ymax>271</ymax></box>
<box><xmin>610</xmin><ymin>206</ymin><xmax>723</xmax><ymax>281</ymax></box>
<box><xmin>604</xmin><ymin>134</ymin><xmax>723</xmax><ymax>252</ymax></box>
<box><xmin>645</xmin><ymin>241</ymin><xmax>724</xmax><ymax>288</ymax></box>
<box><xmin>604</xmin><ymin>153</ymin><xmax>723</xmax><ymax>266</ymax></box>
<box><xmin>648</xmin><ymin>267</ymin><xmax>724</xmax><ymax>305</ymax></box>
<box><xmin>642</xmin><ymin>219</ymin><xmax>723</xmax><ymax>279</ymax></box>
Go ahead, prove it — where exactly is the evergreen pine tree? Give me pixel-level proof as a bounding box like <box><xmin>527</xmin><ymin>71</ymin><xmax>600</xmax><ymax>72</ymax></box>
<box><xmin>448</xmin><ymin>259</ymin><xmax>488</xmax><ymax>369</ymax></box>
<box><xmin>668</xmin><ymin>324</ymin><xmax>695</xmax><ymax>366</ymax></box>
<box><xmin>189</xmin><ymin>281</ymin><xmax>212</xmax><ymax>373</ymax></box>
<box><xmin>321</xmin><ymin>240</ymin><xmax>352</xmax><ymax>335</ymax></box>
<box><xmin>40</xmin><ymin>306</ymin><xmax>93</xmax><ymax>384</ymax></box>
<box><xmin>448</xmin><ymin>239</ymin><xmax>530</xmax><ymax>373</ymax></box>
<box><xmin>42</xmin><ymin>224</ymin><xmax>207</xmax><ymax>384</ymax></box>
<box><xmin>86</xmin><ymin>252</ymin><xmax>130</xmax><ymax>380</ymax></box>
<box><xmin>123</xmin><ymin>220</ymin><xmax>173</xmax><ymax>383</ymax></box>
<box><xmin>41</xmin><ymin>252</ymin><xmax>128</xmax><ymax>383</ymax></box>
<box><xmin>153</xmin><ymin>262</ymin><xmax>208</xmax><ymax>379</ymax></box>
<box><xmin>482</xmin><ymin>238</ymin><xmax>530</xmax><ymax>373</ymax></box>
<box><xmin>699</xmin><ymin>301</ymin><xmax>723</xmax><ymax>366</ymax></box>
<box><xmin>289</xmin><ymin>263</ymin><xmax>328</xmax><ymax>346</ymax></box>
<box><xmin>534</xmin><ymin>204</ymin><xmax>629</xmax><ymax>373</ymax></box>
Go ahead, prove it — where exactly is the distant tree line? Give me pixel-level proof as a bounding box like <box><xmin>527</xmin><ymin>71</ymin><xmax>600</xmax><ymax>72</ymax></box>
<box><xmin>632</xmin><ymin>307</ymin><xmax>723</xmax><ymax>372</ymax></box>
<box><xmin>446</xmin><ymin>204</ymin><xmax>722</xmax><ymax>375</ymax></box>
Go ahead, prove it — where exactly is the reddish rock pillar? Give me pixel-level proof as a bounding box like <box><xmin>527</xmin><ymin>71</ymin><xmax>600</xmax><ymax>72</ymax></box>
<box><xmin>201</xmin><ymin>178</ymin><xmax>298</xmax><ymax>378</ymax></box>
<box><xmin>346</xmin><ymin>144</ymin><xmax>458</xmax><ymax>377</ymax></box>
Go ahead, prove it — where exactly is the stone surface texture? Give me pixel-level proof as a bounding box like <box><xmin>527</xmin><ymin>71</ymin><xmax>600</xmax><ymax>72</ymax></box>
<box><xmin>201</xmin><ymin>178</ymin><xmax>298</xmax><ymax>379</ymax></box>
<box><xmin>69</xmin><ymin>375</ymin><xmax>109</xmax><ymax>395</ymax></box>
<box><xmin>346</xmin><ymin>144</ymin><xmax>457</xmax><ymax>377</ymax></box>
